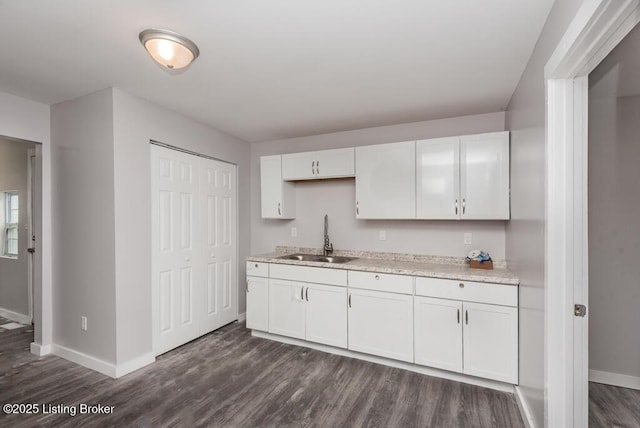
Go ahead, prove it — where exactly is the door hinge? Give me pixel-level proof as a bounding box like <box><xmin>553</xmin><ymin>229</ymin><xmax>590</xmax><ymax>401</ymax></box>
<box><xmin>574</xmin><ymin>304</ymin><xmax>587</xmax><ymax>317</ymax></box>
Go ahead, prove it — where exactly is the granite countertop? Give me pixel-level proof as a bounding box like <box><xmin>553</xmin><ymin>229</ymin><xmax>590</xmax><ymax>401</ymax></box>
<box><xmin>247</xmin><ymin>246</ymin><xmax>519</xmax><ymax>286</ymax></box>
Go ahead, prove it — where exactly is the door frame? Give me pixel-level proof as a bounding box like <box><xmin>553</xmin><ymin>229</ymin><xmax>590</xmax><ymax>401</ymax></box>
<box><xmin>26</xmin><ymin>148</ymin><xmax>35</xmax><ymax>322</ymax></box>
<box><xmin>545</xmin><ymin>0</ymin><xmax>640</xmax><ymax>426</ymax></box>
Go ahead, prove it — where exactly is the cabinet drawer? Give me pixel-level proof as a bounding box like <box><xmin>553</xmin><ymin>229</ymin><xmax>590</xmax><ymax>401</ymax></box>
<box><xmin>246</xmin><ymin>261</ymin><xmax>269</xmax><ymax>277</ymax></box>
<box><xmin>415</xmin><ymin>277</ymin><xmax>517</xmax><ymax>307</ymax></box>
<box><xmin>348</xmin><ymin>271</ymin><xmax>413</xmax><ymax>295</ymax></box>
<box><xmin>270</xmin><ymin>263</ymin><xmax>347</xmax><ymax>287</ymax></box>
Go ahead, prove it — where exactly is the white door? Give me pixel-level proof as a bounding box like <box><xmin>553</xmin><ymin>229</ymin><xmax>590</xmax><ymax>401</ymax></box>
<box><xmin>348</xmin><ymin>288</ymin><xmax>414</xmax><ymax>362</ymax></box>
<box><xmin>462</xmin><ymin>302</ymin><xmax>518</xmax><ymax>383</ymax></box>
<box><xmin>152</xmin><ymin>145</ymin><xmax>238</xmax><ymax>356</ymax></box>
<box><xmin>414</xmin><ymin>296</ymin><xmax>463</xmax><ymax>372</ymax></box>
<box><xmin>416</xmin><ymin>137</ymin><xmax>460</xmax><ymax>219</ymax></box>
<box><xmin>282</xmin><ymin>148</ymin><xmax>355</xmax><ymax>180</ymax></box>
<box><xmin>246</xmin><ymin>276</ymin><xmax>269</xmax><ymax>331</ymax></box>
<box><xmin>305</xmin><ymin>283</ymin><xmax>347</xmax><ymax>348</ymax></box>
<box><xmin>268</xmin><ymin>279</ymin><xmax>306</xmax><ymax>340</ymax></box>
<box><xmin>355</xmin><ymin>141</ymin><xmax>416</xmax><ymax>219</ymax></box>
<box><xmin>200</xmin><ymin>157</ymin><xmax>237</xmax><ymax>332</ymax></box>
<box><xmin>460</xmin><ymin>132</ymin><xmax>510</xmax><ymax>220</ymax></box>
<box><xmin>151</xmin><ymin>146</ymin><xmax>201</xmax><ymax>355</ymax></box>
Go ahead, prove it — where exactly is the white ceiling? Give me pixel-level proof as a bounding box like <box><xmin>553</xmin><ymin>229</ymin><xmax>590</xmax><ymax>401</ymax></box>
<box><xmin>0</xmin><ymin>0</ymin><xmax>554</xmax><ymax>142</ymax></box>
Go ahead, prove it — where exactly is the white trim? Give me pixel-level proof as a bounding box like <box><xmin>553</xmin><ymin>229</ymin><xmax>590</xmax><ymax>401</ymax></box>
<box><xmin>114</xmin><ymin>353</ymin><xmax>155</xmax><ymax>378</ymax></box>
<box><xmin>545</xmin><ymin>0</ymin><xmax>640</xmax><ymax>426</ymax></box>
<box><xmin>251</xmin><ymin>330</ymin><xmax>515</xmax><ymax>393</ymax></box>
<box><xmin>30</xmin><ymin>342</ymin><xmax>51</xmax><ymax>356</ymax></box>
<box><xmin>514</xmin><ymin>386</ymin><xmax>536</xmax><ymax>428</ymax></box>
<box><xmin>26</xmin><ymin>148</ymin><xmax>34</xmax><ymax>322</ymax></box>
<box><xmin>590</xmin><ymin>370</ymin><xmax>640</xmax><ymax>391</ymax></box>
<box><xmin>52</xmin><ymin>344</ymin><xmax>117</xmax><ymax>378</ymax></box>
<box><xmin>237</xmin><ymin>311</ymin><xmax>246</xmax><ymax>322</ymax></box>
<box><xmin>0</xmin><ymin>306</ymin><xmax>31</xmax><ymax>324</ymax></box>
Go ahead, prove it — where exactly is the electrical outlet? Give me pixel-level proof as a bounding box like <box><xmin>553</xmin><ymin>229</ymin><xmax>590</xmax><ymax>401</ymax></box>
<box><xmin>291</xmin><ymin>227</ymin><xmax>297</xmax><ymax>237</ymax></box>
<box><xmin>81</xmin><ymin>316</ymin><xmax>88</xmax><ymax>331</ymax></box>
<box><xmin>464</xmin><ymin>232</ymin><xmax>472</xmax><ymax>245</ymax></box>
<box><xmin>379</xmin><ymin>230</ymin><xmax>386</xmax><ymax>241</ymax></box>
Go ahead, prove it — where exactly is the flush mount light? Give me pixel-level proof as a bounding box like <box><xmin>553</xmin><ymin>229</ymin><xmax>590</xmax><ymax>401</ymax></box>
<box><xmin>139</xmin><ymin>28</ymin><xmax>200</xmax><ymax>70</ymax></box>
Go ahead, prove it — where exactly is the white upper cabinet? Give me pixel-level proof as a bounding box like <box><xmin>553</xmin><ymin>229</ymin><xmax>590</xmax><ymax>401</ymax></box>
<box><xmin>460</xmin><ymin>132</ymin><xmax>510</xmax><ymax>220</ymax></box>
<box><xmin>282</xmin><ymin>148</ymin><xmax>355</xmax><ymax>180</ymax></box>
<box><xmin>416</xmin><ymin>137</ymin><xmax>460</xmax><ymax>219</ymax></box>
<box><xmin>355</xmin><ymin>141</ymin><xmax>416</xmax><ymax>219</ymax></box>
<box><xmin>260</xmin><ymin>155</ymin><xmax>295</xmax><ymax>219</ymax></box>
<box><xmin>416</xmin><ymin>131</ymin><xmax>510</xmax><ymax>220</ymax></box>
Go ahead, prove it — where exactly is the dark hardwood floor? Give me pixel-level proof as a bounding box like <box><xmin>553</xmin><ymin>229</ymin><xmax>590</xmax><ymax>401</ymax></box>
<box><xmin>590</xmin><ymin>381</ymin><xmax>640</xmax><ymax>428</ymax></box>
<box><xmin>1</xmin><ymin>317</ymin><xmax>525</xmax><ymax>427</ymax></box>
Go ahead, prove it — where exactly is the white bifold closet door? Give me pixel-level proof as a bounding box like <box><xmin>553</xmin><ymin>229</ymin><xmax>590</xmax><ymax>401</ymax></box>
<box><xmin>151</xmin><ymin>144</ymin><xmax>237</xmax><ymax>356</ymax></box>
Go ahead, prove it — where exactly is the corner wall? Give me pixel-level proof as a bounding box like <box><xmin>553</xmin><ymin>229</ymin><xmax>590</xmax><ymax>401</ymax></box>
<box><xmin>250</xmin><ymin>112</ymin><xmax>507</xmax><ymax>259</ymax></box>
<box><xmin>504</xmin><ymin>0</ymin><xmax>584</xmax><ymax>425</ymax></box>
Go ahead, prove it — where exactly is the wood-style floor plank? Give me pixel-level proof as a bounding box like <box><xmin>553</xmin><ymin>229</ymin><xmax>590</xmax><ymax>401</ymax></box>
<box><xmin>1</xmin><ymin>317</ymin><xmax>525</xmax><ymax>427</ymax></box>
<box><xmin>589</xmin><ymin>381</ymin><xmax>640</xmax><ymax>427</ymax></box>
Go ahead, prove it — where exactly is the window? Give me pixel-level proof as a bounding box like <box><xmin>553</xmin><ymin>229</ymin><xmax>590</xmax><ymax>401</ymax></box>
<box><xmin>2</xmin><ymin>191</ymin><xmax>18</xmax><ymax>257</ymax></box>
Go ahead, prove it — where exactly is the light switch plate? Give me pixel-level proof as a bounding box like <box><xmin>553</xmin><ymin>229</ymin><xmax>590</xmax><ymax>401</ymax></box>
<box><xmin>291</xmin><ymin>227</ymin><xmax>297</xmax><ymax>237</ymax></box>
<box><xmin>379</xmin><ymin>230</ymin><xmax>386</xmax><ymax>241</ymax></box>
<box><xmin>464</xmin><ymin>232</ymin><xmax>472</xmax><ymax>245</ymax></box>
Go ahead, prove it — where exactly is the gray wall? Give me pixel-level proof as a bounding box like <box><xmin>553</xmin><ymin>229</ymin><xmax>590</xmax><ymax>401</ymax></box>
<box><xmin>251</xmin><ymin>112</ymin><xmax>507</xmax><ymax>259</ymax></box>
<box><xmin>51</xmin><ymin>89</ymin><xmax>117</xmax><ymax>363</ymax></box>
<box><xmin>588</xmin><ymin>24</ymin><xmax>640</xmax><ymax>379</ymax></box>
<box><xmin>504</xmin><ymin>0</ymin><xmax>584</xmax><ymax>425</ymax></box>
<box><xmin>0</xmin><ymin>137</ymin><xmax>35</xmax><ymax>318</ymax></box>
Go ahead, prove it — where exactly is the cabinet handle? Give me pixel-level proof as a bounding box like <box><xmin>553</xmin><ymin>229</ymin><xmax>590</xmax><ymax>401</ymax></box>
<box><xmin>462</xmin><ymin>198</ymin><xmax>466</xmax><ymax>215</ymax></box>
<box><xmin>465</xmin><ymin>310</ymin><xmax>468</xmax><ymax>325</ymax></box>
<box><xmin>316</xmin><ymin>160</ymin><xmax>319</xmax><ymax>175</ymax></box>
<box><xmin>246</xmin><ymin>279</ymin><xmax>250</xmax><ymax>293</ymax></box>
<box><xmin>356</xmin><ymin>201</ymin><xmax>359</xmax><ymax>215</ymax></box>
<box><xmin>457</xmin><ymin>309</ymin><xmax>460</xmax><ymax>324</ymax></box>
<box><xmin>305</xmin><ymin>287</ymin><xmax>309</xmax><ymax>301</ymax></box>
<box><xmin>455</xmin><ymin>199</ymin><xmax>458</xmax><ymax>215</ymax></box>
<box><xmin>300</xmin><ymin>287</ymin><xmax>304</xmax><ymax>300</ymax></box>
<box><xmin>374</xmin><ymin>275</ymin><xmax>380</xmax><ymax>280</ymax></box>
<box><xmin>255</xmin><ymin>263</ymin><xmax>259</xmax><ymax>268</ymax></box>
<box><xmin>348</xmin><ymin>294</ymin><xmax>352</xmax><ymax>308</ymax></box>
<box><xmin>312</xmin><ymin>161</ymin><xmax>315</xmax><ymax>174</ymax></box>
<box><xmin>278</xmin><ymin>202</ymin><xmax>281</xmax><ymax>215</ymax></box>
<box><xmin>459</xmin><ymin>283</ymin><xmax>464</xmax><ymax>288</ymax></box>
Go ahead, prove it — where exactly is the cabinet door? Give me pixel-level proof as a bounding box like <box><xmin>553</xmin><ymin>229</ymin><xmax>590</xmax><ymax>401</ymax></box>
<box><xmin>348</xmin><ymin>289</ymin><xmax>413</xmax><ymax>362</ymax></box>
<box><xmin>246</xmin><ymin>276</ymin><xmax>269</xmax><ymax>331</ymax></box>
<box><xmin>268</xmin><ymin>279</ymin><xmax>306</xmax><ymax>339</ymax></box>
<box><xmin>414</xmin><ymin>296</ymin><xmax>463</xmax><ymax>372</ymax></box>
<box><xmin>305</xmin><ymin>283</ymin><xmax>347</xmax><ymax>348</ymax></box>
<box><xmin>416</xmin><ymin>137</ymin><xmax>460</xmax><ymax>219</ymax></box>
<box><xmin>282</xmin><ymin>148</ymin><xmax>355</xmax><ymax>180</ymax></box>
<box><xmin>460</xmin><ymin>132</ymin><xmax>510</xmax><ymax>219</ymax></box>
<box><xmin>463</xmin><ymin>302</ymin><xmax>518</xmax><ymax>384</ymax></box>
<box><xmin>260</xmin><ymin>155</ymin><xmax>295</xmax><ymax>219</ymax></box>
<box><xmin>355</xmin><ymin>141</ymin><xmax>416</xmax><ymax>219</ymax></box>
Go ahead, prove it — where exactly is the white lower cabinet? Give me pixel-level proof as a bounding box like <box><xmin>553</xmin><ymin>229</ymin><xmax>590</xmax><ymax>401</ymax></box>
<box><xmin>348</xmin><ymin>288</ymin><xmax>414</xmax><ymax>363</ymax></box>
<box><xmin>414</xmin><ymin>296</ymin><xmax>518</xmax><ymax>384</ymax></box>
<box><xmin>246</xmin><ymin>276</ymin><xmax>269</xmax><ymax>332</ymax></box>
<box><xmin>268</xmin><ymin>278</ymin><xmax>347</xmax><ymax>348</ymax></box>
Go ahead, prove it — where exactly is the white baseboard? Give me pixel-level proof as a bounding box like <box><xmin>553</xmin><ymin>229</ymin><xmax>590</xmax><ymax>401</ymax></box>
<box><xmin>251</xmin><ymin>330</ymin><xmax>514</xmax><ymax>393</ymax></box>
<box><xmin>115</xmin><ymin>353</ymin><xmax>155</xmax><ymax>378</ymax></box>
<box><xmin>237</xmin><ymin>311</ymin><xmax>246</xmax><ymax>322</ymax></box>
<box><xmin>590</xmin><ymin>369</ymin><xmax>640</xmax><ymax>390</ymax></box>
<box><xmin>0</xmin><ymin>307</ymin><xmax>32</xmax><ymax>325</ymax></box>
<box><xmin>52</xmin><ymin>344</ymin><xmax>117</xmax><ymax>378</ymax></box>
<box><xmin>514</xmin><ymin>386</ymin><xmax>536</xmax><ymax>428</ymax></box>
<box><xmin>30</xmin><ymin>342</ymin><xmax>52</xmax><ymax>356</ymax></box>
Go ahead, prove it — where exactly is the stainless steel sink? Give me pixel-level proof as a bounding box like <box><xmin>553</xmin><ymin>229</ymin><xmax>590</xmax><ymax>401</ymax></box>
<box><xmin>277</xmin><ymin>253</ymin><xmax>356</xmax><ymax>264</ymax></box>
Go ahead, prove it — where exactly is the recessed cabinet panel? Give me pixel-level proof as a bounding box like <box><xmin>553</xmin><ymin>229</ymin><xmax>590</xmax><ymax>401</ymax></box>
<box><xmin>260</xmin><ymin>155</ymin><xmax>295</xmax><ymax>219</ymax></box>
<box><xmin>268</xmin><ymin>279</ymin><xmax>306</xmax><ymax>339</ymax></box>
<box><xmin>460</xmin><ymin>132</ymin><xmax>510</xmax><ymax>220</ymax></box>
<box><xmin>305</xmin><ymin>283</ymin><xmax>347</xmax><ymax>348</ymax></box>
<box><xmin>355</xmin><ymin>141</ymin><xmax>416</xmax><ymax>219</ymax></box>
<box><xmin>282</xmin><ymin>148</ymin><xmax>355</xmax><ymax>180</ymax></box>
<box><xmin>462</xmin><ymin>302</ymin><xmax>518</xmax><ymax>384</ymax></box>
<box><xmin>416</xmin><ymin>137</ymin><xmax>460</xmax><ymax>219</ymax></box>
<box><xmin>414</xmin><ymin>296</ymin><xmax>463</xmax><ymax>372</ymax></box>
<box><xmin>246</xmin><ymin>276</ymin><xmax>269</xmax><ymax>331</ymax></box>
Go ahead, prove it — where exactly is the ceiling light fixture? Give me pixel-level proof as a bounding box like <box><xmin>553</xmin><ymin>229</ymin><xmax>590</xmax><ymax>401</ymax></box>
<box><xmin>139</xmin><ymin>28</ymin><xmax>200</xmax><ymax>70</ymax></box>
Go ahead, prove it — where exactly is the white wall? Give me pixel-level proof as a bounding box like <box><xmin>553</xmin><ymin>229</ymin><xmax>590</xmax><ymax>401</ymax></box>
<box><xmin>0</xmin><ymin>138</ymin><xmax>34</xmax><ymax>319</ymax></box>
<box><xmin>588</xmin><ymin>25</ymin><xmax>640</xmax><ymax>379</ymax></box>
<box><xmin>504</xmin><ymin>0</ymin><xmax>584</xmax><ymax>425</ymax></box>
<box><xmin>251</xmin><ymin>112</ymin><xmax>507</xmax><ymax>259</ymax></box>
<box><xmin>51</xmin><ymin>89</ymin><xmax>117</xmax><ymax>364</ymax></box>
<box><xmin>0</xmin><ymin>91</ymin><xmax>51</xmax><ymax>347</ymax></box>
<box><xmin>112</xmin><ymin>88</ymin><xmax>252</xmax><ymax>363</ymax></box>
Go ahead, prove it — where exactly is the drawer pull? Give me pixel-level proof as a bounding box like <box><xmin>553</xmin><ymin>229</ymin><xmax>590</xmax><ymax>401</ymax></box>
<box><xmin>465</xmin><ymin>310</ymin><xmax>469</xmax><ymax>325</ymax></box>
<box><xmin>348</xmin><ymin>294</ymin><xmax>352</xmax><ymax>308</ymax></box>
<box><xmin>254</xmin><ymin>263</ymin><xmax>259</xmax><ymax>268</ymax></box>
<box><xmin>305</xmin><ymin>287</ymin><xmax>309</xmax><ymax>301</ymax></box>
<box><xmin>374</xmin><ymin>275</ymin><xmax>380</xmax><ymax>280</ymax></box>
<box><xmin>459</xmin><ymin>283</ymin><xmax>464</xmax><ymax>288</ymax></box>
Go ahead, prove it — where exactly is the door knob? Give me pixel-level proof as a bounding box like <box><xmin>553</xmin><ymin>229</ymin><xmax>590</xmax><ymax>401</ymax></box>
<box><xmin>27</xmin><ymin>247</ymin><xmax>35</xmax><ymax>254</ymax></box>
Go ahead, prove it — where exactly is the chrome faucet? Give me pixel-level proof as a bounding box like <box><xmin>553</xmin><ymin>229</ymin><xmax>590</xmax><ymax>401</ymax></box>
<box><xmin>323</xmin><ymin>214</ymin><xmax>334</xmax><ymax>256</ymax></box>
